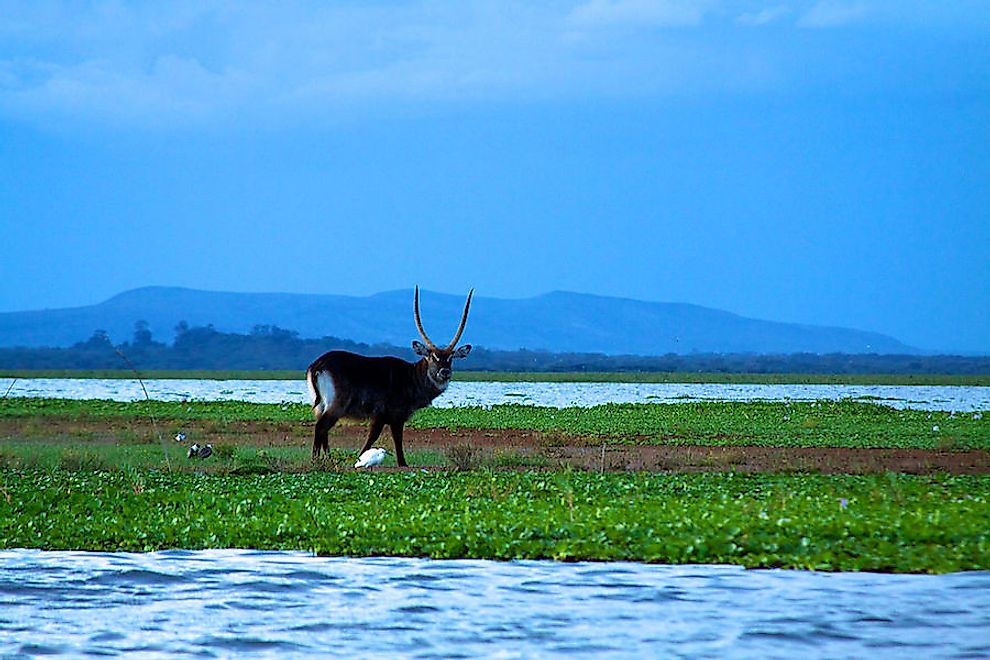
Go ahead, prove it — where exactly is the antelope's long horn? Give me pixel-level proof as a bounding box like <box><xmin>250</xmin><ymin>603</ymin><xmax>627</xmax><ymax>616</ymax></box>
<box><xmin>413</xmin><ymin>286</ymin><xmax>438</xmax><ymax>350</ymax></box>
<box><xmin>446</xmin><ymin>289</ymin><xmax>474</xmax><ymax>350</ymax></box>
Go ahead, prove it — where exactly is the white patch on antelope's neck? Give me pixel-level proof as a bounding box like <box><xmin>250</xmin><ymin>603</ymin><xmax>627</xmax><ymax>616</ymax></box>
<box><xmin>308</xmin><ymin>370</ymin><xmax>337</xmax><ymax>415</ymax></box>
<box><xmin>428</xmin><ymin>372</ymin><xmax>450</xmax><ymax>392</ymax></box>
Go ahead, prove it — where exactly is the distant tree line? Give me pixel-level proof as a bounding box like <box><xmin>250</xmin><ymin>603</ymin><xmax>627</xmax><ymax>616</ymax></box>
<box><xmin>0</xmin><ymin>321</ymin><xmax>988</xmax><ymax>374</ymax></box>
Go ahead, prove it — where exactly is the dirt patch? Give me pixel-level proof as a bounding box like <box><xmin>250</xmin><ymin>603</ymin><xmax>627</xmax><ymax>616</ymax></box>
<box><xmin>2</xmin><ymin>417</ymin><xmax>988</xmax><ymax>474</ymax></box>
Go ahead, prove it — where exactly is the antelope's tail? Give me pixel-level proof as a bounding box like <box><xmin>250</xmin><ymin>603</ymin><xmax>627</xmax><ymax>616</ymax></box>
<box><xmin>306</xmin><ymin>368</ymin><xmax>323</xmax><ymax>418</ymax></box>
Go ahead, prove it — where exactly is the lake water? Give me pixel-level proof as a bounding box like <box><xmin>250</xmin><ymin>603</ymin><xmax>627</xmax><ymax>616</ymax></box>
<box><xmin>2</xmin><ymin>550</ymin><xmax>988</xmax><ymax>658</ymax></box>
<box><xmin>3</xmin><ymin>378</ymin><xmax>989</xmax><ymax>411</ymax></box>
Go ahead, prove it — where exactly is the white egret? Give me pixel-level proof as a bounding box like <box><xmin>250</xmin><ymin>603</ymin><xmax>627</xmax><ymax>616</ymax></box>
<box><xmin>355</xmin><ymin>447</ymin><xmax>387</xmax><ymax>469</ymax></box>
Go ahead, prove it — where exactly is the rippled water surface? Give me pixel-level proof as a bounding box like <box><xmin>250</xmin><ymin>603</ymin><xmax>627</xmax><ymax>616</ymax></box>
<box><xmin>1</xmin><ymin>550</ymin><xmax>988</xmax><ymax>658</ymax></box>
<box><xmin>3</xmin><ymin>378</ymin><xmax>989</xmax><ymax>411</ymax></box>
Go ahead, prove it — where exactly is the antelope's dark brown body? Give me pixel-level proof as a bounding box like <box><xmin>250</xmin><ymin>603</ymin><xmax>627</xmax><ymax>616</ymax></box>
<box><xmin>308</xmin><ymin>351</ymin><xmax>442</xmax><ymax>422</ymax></box>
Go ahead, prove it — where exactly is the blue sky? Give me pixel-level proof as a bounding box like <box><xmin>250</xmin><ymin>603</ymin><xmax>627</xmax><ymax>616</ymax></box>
<box><xmin>0</xmin><ymin>1</ymin><xmax>988</xmax><ymax>353</ymax></box>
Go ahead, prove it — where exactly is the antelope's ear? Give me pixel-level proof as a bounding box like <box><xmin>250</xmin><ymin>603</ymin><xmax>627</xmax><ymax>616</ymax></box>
<box><xmin>412</xmin><ymin>340</ymin><xmax>431</xmax><ymax>356</ymax></box>
<box><xmin>452</xmin><ymin>344</ymin><xmax>472</xmax><ymax>359</ymax></box>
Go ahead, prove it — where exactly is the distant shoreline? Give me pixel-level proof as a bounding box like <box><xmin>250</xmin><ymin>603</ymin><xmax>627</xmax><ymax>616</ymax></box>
<box><xmin>2</xmin><ymin>369</ymin><xmax>988</xmax><ymax>386</ymax></box>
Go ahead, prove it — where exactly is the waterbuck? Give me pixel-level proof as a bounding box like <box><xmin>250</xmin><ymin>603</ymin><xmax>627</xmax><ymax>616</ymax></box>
<box><xmin>306</xmin><ymin>288</ymin><xmax>473</xmax><ymax>466</ymax></box>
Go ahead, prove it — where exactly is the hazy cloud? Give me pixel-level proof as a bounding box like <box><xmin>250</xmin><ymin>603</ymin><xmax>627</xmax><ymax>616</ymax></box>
<box><xmin>735</xmin><ymin>5</ymin><xmax>791</xmax><ymax>27</ymax></box>
<box><xmin>0</xmin><ymin>3</ymin><xmax>574</xmax><ymax>126</ymax></box>
<box><xmin>566</xmin><ymin>0</ymin><xmax>706</xmax><ymax>29</ymax></box>
<box><xmin>797</xmin><ymin>1</ymin><xmax>870</xmax><ymax>28</ymax></box>
<box><xmin>0</xmin><ymin>1</ymin><xmax>724</xmax><ymax>127</ymax></box>
<box><xmin>0</xmin><ymin>1</ymin><xmax>984</xmax><ymax>129</ymax></box>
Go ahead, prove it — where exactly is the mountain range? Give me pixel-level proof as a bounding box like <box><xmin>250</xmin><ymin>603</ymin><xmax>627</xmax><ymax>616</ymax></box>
<box><xmin>0</xmin><ymin>287</ymin><xmax>918</xmax><ymax>355</ymax></box>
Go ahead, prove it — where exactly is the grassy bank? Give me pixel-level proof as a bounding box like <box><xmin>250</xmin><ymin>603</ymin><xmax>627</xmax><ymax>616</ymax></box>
<box><xmin>0</xmin><ymin>441</ymin><xmax>457</xmax><ymax>474</ymax></box>
<box><xmin>3</xmin><ymin>369</ymin><xmax>989</xmax><ymax>385</ymax></box>
<box><xmin>0</xmin><ymin>469</ymin><xmax>986</xmax><ymax>573</ymax></box>
<box><xmin>4</xmin><ymin>398</ymin><xmax>988</xmax><ymax>450</ymax></box>
<box><xmin>3</xmin><ymin>398</ymin><xmax>988</xmax><ymax>572</ymax></box>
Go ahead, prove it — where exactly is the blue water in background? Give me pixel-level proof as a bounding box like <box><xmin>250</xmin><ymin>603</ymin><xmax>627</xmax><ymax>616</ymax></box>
<box><xmin>3</xmin><ymin>378</ymin><xmax>989</xmax><ymax>411</ymax></box>
<box><xmin>1</xmin><ymin>550</ymin><xmax>988</xmax><ymax>658</ymax></box>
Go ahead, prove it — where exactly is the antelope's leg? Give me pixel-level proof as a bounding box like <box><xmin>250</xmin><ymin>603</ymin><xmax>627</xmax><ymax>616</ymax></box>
<box><xmin>313</xmin><ymin>414</ymin><xmax>338</xmax><ymax>458</ymax></box>
<box><xmin>359</xmin><ymin>418</ymin><xmax>386</xmax><ymax>455</ymax></box>
<box><xmin>389</xmin><ymin>423</ymin><xmax>408</xmax><ymax>467</ymax></box>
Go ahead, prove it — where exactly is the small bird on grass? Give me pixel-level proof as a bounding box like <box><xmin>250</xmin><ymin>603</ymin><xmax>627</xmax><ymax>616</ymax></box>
<box><xmin>187</xmin><ymin>443</ymin><xmax>213</xmax><ymax>459</ymax></box>
<box><xmin>355</xmin><ymin>447</ymin><xmax>387</xmax><ymax>469</ymax></box>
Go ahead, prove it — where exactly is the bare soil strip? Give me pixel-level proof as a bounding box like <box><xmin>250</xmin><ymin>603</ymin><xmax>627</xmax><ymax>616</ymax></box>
<box><xmin>3</xmin><ymin>417</ymin><xmax>988</xmax><ymax>474</ymax></box>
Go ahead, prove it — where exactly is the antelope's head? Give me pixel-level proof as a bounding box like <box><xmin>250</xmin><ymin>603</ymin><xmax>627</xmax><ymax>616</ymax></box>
<box><xmin>412</xmin><ymin>287</ymin><xmax>473</xmax><ymax>390</ymax></box>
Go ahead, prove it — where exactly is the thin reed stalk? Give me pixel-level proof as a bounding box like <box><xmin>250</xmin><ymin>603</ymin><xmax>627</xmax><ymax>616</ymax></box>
<box><xmin>112</xmin><ymin>344</ymin><xmax>171</xmax><ymax>472</ymax></box>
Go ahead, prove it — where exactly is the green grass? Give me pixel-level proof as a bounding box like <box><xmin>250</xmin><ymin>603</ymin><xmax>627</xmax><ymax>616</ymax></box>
<box><xmin>4</xmin><ymin>398</ymin><xmax>986</xmax><ymax>450</ymax></box>
<box><xmin>458</xmin><ymin>371</ymin><xmax>990</xmax><ymax>386</ymax></box>
<box><xmin>0</xmin><ymin>369</ymin><xmax>302</xmax><ymax>381</ymax></box>
<box><xmin>3</xmin><ymin>369</ymin><xmax>988</xmax><ymax>385</ymax></box>
<box><xmin>3</xmin><ymin>398</ymin><xmax>987</xmax><ymax>571</ymax></box>
<box><xmin>1</xmin><ymin>397</ymin><xmax>307</xmax><ymax>423</ymax></box>
<box><xmin>0</xmin><ymin>469</ymin><xmax>986</xmax><ymax>573</ymax></box>
<box><xmin>413</xmin><ymin>401</ymin><xmax>990</xmax><ymax>450</ymax></box>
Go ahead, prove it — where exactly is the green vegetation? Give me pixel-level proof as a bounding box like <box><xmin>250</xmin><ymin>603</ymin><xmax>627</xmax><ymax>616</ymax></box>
<box><xmin>0</xmin><ymin>369</ymin><xmax>305</xmax><ymax>380</ymax></box>
<box><xmin>2</xmin><ymin>398</ymin><xmax>987</xmax><ymax>571</ymax></box>
<box><xmin>0</xmin><ymin>442</ymin><xmax>451</xmax><ymax>474</ymax></box>
<box><xmin>4</xmin><ymin>398</ymin><xmax>988</xmax><ymax>450</ymax></box>
<box><xmin>460</xmin><ymin>371</ymin><xmax>990</xmax><ymax>385</ymax></box>
<box><xmin>414</xmin><ymin>401</ymin><xmax>990</xmax><ymax>450</ymax></box>
<box><xmin>0</xmin><ymin>469</ymin><xmax>986</xmax><ymax>573</ymax></box>
<box><xmin>3</xmin><ymin>369</ymin><xmax>989</xmax><ymax>385</ymax></box>
<box><xmin>2</xmin><ymin>397</ymin><xmax>308</xmax><ymax>423</ymax></box>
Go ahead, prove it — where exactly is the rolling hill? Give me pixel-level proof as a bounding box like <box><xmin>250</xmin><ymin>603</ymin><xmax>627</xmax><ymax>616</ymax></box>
<box><xmin>0</xmin><ymin>287</ymin><xmax>917</xmax><ymax>355</ymax></box>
